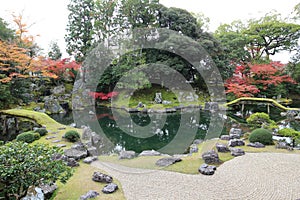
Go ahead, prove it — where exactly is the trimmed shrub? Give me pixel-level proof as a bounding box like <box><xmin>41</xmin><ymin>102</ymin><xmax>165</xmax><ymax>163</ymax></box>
<box><xmin>16</xmin><ymin>131</ymin><xmax>36</xmax><ymax>143</ymax></box>
<box><xmin>246</xmin><ymin>112</ymin><xmax>278</xmax><ymax>130</ymax></box>
<box><xmin>64</xmin><ymin>130</ymin><xmax>80</xmax><ymax>142</ymax></box>
<box><xmin>249</xmin><ymin>128</ymin><xmax>273</xmax><ymax>145</ymax></box>
<box><xmin>34</xmin><ymin>128</ymin><xmax>48</xmax><ymax>136</ymax></box>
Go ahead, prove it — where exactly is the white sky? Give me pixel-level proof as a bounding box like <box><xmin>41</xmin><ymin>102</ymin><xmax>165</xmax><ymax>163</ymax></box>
<box><xmin>0</xmin><ymin>0</ymin><xmax>299</xmax><ymax>61</ymax></box>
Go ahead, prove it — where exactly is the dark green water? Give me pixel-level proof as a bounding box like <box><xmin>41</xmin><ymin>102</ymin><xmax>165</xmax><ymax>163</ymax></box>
<box><xmin>51</xmin><ymin>103</ymin><xmax>299</xmax><ymax>154</ymax></box>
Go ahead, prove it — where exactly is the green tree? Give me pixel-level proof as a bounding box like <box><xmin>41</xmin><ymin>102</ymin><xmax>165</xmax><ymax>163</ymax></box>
<box><xmin>0</xmin><ymin>142</ymin><xmax>72</xmax><ymax>199</ymax></box>
<box><xmin>48</xmin><ymin>41</ymin><xmax>62</xmax><ymax>60</ymax></box>
<box><xmin>0</xmin><ymin>17</ymin><xmax>14</xmax><ymax>41</ymax></box>
<box><xmin>65</xmin><ymin>0</ymin><xmax>95</xmax><ymax>62</ymax></box>
<box><xmin>121</xmin><ymin>0</ymin><xmax>160</xmax><ymax>29</ymax></box>
<box><xmin>244</xmin><ymin>13</ymin><xmax>300</xmax><ymax>61</ymax></box>
<box><xmin>278</xmin><ymin>128</ymin><xmax>300</xmax><ymax>147</ymax></box>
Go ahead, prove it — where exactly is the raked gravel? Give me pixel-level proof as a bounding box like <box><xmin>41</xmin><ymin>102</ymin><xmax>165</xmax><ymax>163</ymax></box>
<box><xmin>92</xmin><ymin>153</ymin><xmax>300</xmax><ymax>200</ymax></box>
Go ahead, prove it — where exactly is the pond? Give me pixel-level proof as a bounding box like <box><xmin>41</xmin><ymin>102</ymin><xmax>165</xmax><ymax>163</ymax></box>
<box><xmin>50</xmin><ymin>102</ymin><xmax>300</xmax><ymax>154</ymax></box>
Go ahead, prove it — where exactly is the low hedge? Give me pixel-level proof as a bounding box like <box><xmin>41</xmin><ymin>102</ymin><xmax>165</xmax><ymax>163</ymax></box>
<box><xmin>249</xmin><ymin>128</ymin><xmax>273</xmax><ymax>145</ymax></box>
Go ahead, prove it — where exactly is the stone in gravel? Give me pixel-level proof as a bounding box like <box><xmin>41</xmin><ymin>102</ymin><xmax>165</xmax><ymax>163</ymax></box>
<box><xmin>56</xmin><ymin>144</ymin><xmax>66</xmax><ymax>148</ymax></box>
<box><xmin>80</xmin><ymin>190</ymin><xmax>99</xmax><ymax>200</ymax></box>
<box><xmin>83</xmin><ymin>156</ymin><xmax>98</xmax><ymax>164</ymax></box>
<box><xmin>201</xmin><ymin>150</ymin><xmax>221</xmax><ymax>164</ymax></box>
<box><xmin>52</xmin><ymin>140</ymin><xmax>61</xmax><ymax>143</ymax></box>
<box><xmin>228</xmin><ymin>139</ymin><xmax>245</xmax><ymax>147</ymax></box>
<box><xmin>67</xmin><ymin>158</ymin><xmax>79</xmax><ymax>167</ymax></box>
<box><xmin>216</xmin><ymin>143</ymin><xmax>229</xmax><ymax>152</ymax></box>
<box><xmin>139</xmin><ymin>150</ymin><xmax>161</xmax><ymax>156</ymax></box>
<box><xmin>230</xmin><ymin>147</ymin><xmax>245</xmax><ymax>157</ymax></box>
<box><xmin>189</xmin><ymin>144</ymin><xmax>199</xmax><ymax>153</ymax></box>
<box><xmin>155</xmin><ymin>157</ymin><xmax>182</xmax><ymax>167</ymax></box>
<box><xmin>198</xmin><ymin>163</ymin><xmax>217</xmax><ymax>175</ymax></box>
<box><xmin>92</xmin><ymin>172</ymin><xmax>113</xmax><ymax>183</ymax></box>
<box><xmin>193</xmin><ymin>139</ymin><xmax>203</xmax><ymax>144</ymax></box>
<box><xmin>102</xmin><ymin>183</ymin><xmax>118</xmax><ymax>194</ymax></box>
<box><xmin>46</xmin><ymin>136</ymin><xmax>56</xmax><ymax>140</ymax></box>
<box><xmin>64</xmin><ymin>148</ymin><xmax>88</xmax><ymax>160</ymax></box>
<box><xmin>119</xmin><ymin>150</ymin><xmax>136</xmax><ymax>159</ymax></box>
<box><xmin>220</xmin><ymin>135</ymin><xmax>230</xmax><ymax>140</ymax></box>
<box><xmin>247</xmin><ymin>142</ymin><xmax>265</xmax><ymax>148</ymax></box>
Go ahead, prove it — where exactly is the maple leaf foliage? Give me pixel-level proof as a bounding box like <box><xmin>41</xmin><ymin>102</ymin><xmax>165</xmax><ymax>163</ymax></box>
<box><xmin>225</xmin><ymin>62</ymin><xmax>296</xmax><ymax>98</ymax></box>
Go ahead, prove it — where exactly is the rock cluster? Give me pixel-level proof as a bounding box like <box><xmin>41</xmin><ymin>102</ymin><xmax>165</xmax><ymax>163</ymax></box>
<box><xmin>198</xmin><ymin>164</ymin><xmax>217</xmax><ymax>175</ymax></box>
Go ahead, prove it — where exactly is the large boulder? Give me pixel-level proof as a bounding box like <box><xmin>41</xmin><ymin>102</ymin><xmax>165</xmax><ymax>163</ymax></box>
<box><xmin>198</xmin><ymin>163</ymin><xmax>217</xmax><ymax>175</ymax></box>
<box><xmin>201</xmin><ymin>150</ymin><xmax>221</xmax><ymax>164</ymax></box>
<box><xmin>216</xmin><ymin>143</ymin><xmax>229</xmax><ymax>152</ymax></box>
<box><xmin>102</xmin><ymin>183</ymin><xmax>118</xmax><ymax>194</ymax></box>
<box><xmin>82</xmin><ymin>126</ymin><xmax>93</xmax><ymax>140</ymax></box>
<box><xmin>119</xmin><ymin>150</ymin><xmax>136</xmax><ymax>159</ymax></box>
<box><xmin>229</xmin><ymin>128</ymin><xmax>242</xmax><ymax>136</ymax></box>
<box><xmin>44</xmin><ymin>96</ymin><xmax>65</xmax><ymax>114</ymax></box>
<box><xmin>228</xmin><ymin>139</ymin><xmax>245</xmax><ymax>147</ymax></box>
<box><xmin>92</xmin><ymin>172</ymin><xmax>113</xmax><ymax>183</ymax></box>
<box><xmin>229</xmin><ymin>147</ymin><xmax>245</xmax><ymax>157</ymax></box>
<box><xmin>80</xmin><ymin>190</ymin><xmax>99</xmax><ymax>200</ymax></box>
<box><xmin>64</xmin><ymin>148</ymin><xmax>88</xmax><ymax>160</ymax></box>
<box><xmin>155</xmin><ymin>157</ymin><xmax>182</xmax><ymax>167</ymax></box>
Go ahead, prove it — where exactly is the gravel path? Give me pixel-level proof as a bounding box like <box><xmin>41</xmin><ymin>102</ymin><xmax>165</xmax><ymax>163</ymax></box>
<box><xmin>92</xmin><ymin>153</ymin><xmax>300</xmax><ymax>200</ymax></box>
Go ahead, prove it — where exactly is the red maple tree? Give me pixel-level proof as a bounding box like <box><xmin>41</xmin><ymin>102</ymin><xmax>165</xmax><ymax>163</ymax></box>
<box><xmin>225</xmin><ymin>62</ymin><xmax>296</xmax><ymax>98</ymax></box>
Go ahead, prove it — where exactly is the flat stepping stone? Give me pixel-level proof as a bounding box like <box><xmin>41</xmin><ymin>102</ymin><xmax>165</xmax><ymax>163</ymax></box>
<box><xmin>155</xmin><ymin>157</ymin><xmax>182</xmax><ymax>167</ymax></box>
<box><xmin>56</xmin><ymin>144</ymin><xmax>67</xmax><ymax>148</ymax></box>
<box><xmin>57</xmin><ymin>127</ymin><xmax>66</xmax><ymax>130</ymax></box>
<box><xmin>51</xmin><ymin>132</ymin><xmax>58</xmax><ymax>134</ymax></box>
<box><xmin>52</xmin><ymin>140</ymin><xmax>61</xmax><ymax>143</ymax></box>
<box><xmin>46</xmin><ymin>136</ymin><xmax>56</xmax><ymax>140</ymax></box>
<box><xmin>83</xmin><ymin>156</ymin><xmax>98</xmax><ymax>164</ymax></box>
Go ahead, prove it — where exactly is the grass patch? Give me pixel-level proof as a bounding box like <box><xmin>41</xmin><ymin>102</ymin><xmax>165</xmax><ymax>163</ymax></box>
<box><xmin>54</xmin><ymin>162</ymin><xmax>125</xmax><ymax>200</ymax></box>
<box><xmin>1</xmin><ymin>109</ymin><xmax>80</xmax><ymax>149</ymax></box>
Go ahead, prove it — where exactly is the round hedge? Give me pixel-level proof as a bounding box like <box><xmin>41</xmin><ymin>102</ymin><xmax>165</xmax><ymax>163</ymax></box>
<box><xmin>64</xmin><ymin>130</ymin><xmax>80</xmax><ymax>142</ymax></box>
<box><xmin>16</xmin><ymin>131</ymin><xmax>36</xmax><ymax>143</ymax></box>
<box><xmin>34</xmin><ymin>128</ymin><xmax>48</xmax><ymax>136</ymax></box>
<box><xmin>249</xmin><ymin>128</ymin><xmax>273</xmax><ymax>145</ymax></box>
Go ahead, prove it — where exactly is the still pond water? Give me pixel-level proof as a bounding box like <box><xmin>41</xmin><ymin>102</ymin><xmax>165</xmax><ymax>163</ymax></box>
<box><xmin>51</xmin><ymin>102</ymin><xmax>300</xmax><ymax>154</ymax></box>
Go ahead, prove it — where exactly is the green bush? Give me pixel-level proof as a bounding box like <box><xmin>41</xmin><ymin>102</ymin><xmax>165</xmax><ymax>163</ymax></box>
<box><xmin>249</xmin><ymin>128</ymin><xmax>273</xmax><ymax>145</ymax></box>
<box><xmin>246</xmin><ymin>112</ymin><xmax>278</xmax><ymax>130</ymax></box>
<box><xmin>64</xmin><ymin>130</ymin><xmax>80</xmax><ymax>142</ymax></box>
<box><xmin>16</xmin><ymin>131</ymin><xmax>36</xmax><ymax>143</ymax></box>
<box><xmin>278</xmin><ymin>128</ymin><xmax>300</xmax><ymax>147</ymax></box>
<box><xmin>0</xmin><ymin>142</ymin><xmax>72</xmax><ymax>199</ymax></box>
<box><xmin>34</xmin><ymin>128</ymin><xmax>48</xmax><ymax>136</ymax></box>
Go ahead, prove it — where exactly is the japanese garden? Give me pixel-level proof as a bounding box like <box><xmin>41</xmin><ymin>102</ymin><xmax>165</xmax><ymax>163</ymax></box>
<box><xmin>1</xmin><ymin>0</ymin><xmax>300</xmax><ymax>199</ymax></box>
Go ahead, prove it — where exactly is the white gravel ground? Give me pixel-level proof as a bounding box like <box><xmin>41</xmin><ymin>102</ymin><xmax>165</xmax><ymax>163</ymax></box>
<box><xmin>92</xmin><ymin>153</ymin><xmax>300</xmax><ymax>200</ymax></box>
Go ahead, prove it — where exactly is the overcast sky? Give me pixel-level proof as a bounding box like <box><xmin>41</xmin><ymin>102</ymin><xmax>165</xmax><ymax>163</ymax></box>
<box><xmin>0</xmin><ymin>0</ymin><xmax>299</xmax><ymax>61</ymax></box>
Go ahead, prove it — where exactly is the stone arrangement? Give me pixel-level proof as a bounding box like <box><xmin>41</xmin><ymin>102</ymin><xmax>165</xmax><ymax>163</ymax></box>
<box><xmin>198</xmin><ymin>164</ymin><xmax>217</xmax><ymax>175</ymax></box>
<box><xmin>201</xmin><ymin>150</ymin><xmax>221</xmax><ymax>164</ymax></box>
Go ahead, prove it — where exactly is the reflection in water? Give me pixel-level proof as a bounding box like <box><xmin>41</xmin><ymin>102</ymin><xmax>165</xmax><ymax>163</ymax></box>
<box><xmin>50</xmin><ymin>104</ymin><xmax>299</xmax><ymax>154</ymax></box>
